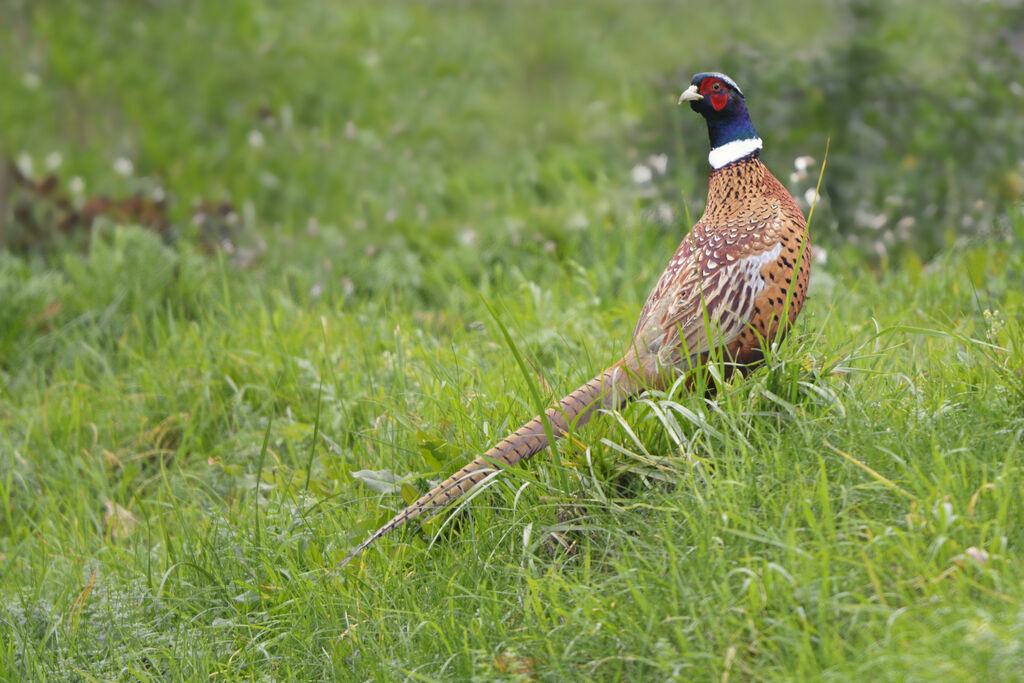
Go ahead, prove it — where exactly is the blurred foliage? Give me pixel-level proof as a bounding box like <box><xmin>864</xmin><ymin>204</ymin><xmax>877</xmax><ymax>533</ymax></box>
<box><xmin>0</xmin><ymin>160</ymin><xmax>171</xmax><ymax>253</ymax></box>
<box><xmin>0</xmin><ymin>224</ymin><xmax>215</xmax><ymax>370</ymax></box>
<box><xmin>807</xmin><ymin>0</ymin><xmax>1024</xmax><ymax>255</ymax></box>
<box><xmin>0</xmin><ymin>251</ymin><xmax>66</xmax><ymax>360</ymax></box>
<box><xmin>642</xmin><ymin>0</ymin><xmax>1024</xmax><ymax>261</ymax></box>
<box><xmin>3</xmin><ymin>0</ymin><xmax>1021</xmax><ymax>303</ymax></box>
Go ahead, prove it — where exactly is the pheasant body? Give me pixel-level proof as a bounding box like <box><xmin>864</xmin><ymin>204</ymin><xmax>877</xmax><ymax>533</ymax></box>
<box><xmin>337</xmin><ymin>72</ymin><xmax>810</xmax><ymax>570</ymax></box>
<box><xmin>632</xmin><ymin>155</ymin><xmax>809</xmax><ymax>379</ymax></box>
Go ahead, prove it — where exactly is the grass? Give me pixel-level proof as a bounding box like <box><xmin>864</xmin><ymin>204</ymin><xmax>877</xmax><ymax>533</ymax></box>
<box><xmin>2</xmin><ymin>0</ymin><xmax>1024</xmax><ymax>679</ymax></box>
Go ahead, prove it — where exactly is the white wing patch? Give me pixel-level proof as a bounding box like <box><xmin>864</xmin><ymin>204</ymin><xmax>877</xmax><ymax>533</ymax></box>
<box><xmin>721</xmin><ymin>241</ymin><xmax>782</xmax><ymax>332</ymax></box>
<box><xmin>667</xmin><ymin>242</ymin><xmax>781</xmax><ymax>366</ymax></box>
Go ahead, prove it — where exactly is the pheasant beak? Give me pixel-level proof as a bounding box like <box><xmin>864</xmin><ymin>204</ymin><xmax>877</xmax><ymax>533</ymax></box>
<box><xmin>678</xmin><ymin>84</ymin><xmax>703</xmax><ymax>104</ymax></box>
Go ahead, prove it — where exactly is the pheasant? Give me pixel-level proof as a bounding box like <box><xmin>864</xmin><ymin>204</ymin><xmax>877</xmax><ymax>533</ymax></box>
<box><xmin>337</xmin><ymin>72</ymin><xmax>810</xmax><ymax>569</ymax></box>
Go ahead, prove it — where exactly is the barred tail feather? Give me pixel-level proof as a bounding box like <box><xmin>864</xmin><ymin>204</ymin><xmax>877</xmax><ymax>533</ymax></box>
<box><xmin>334</xmin><ymin>364</ymin><xmax>639</xmax><ymax>570</ymax></box>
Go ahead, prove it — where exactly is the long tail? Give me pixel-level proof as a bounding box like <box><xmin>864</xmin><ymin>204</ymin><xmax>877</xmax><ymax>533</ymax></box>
<box><xmin>335</xmin><ymin>363</ymin><xmax>640</xmax><ymax>569</ymax></box>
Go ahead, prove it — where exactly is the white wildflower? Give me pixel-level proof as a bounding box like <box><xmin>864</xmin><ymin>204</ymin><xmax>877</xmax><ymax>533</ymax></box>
<box><xmin>15</xmin><ymin>152</ymin><xmax>32</xmax><ymax>176</ymax></box>
<box><xmin>647</xmin><ymin>153</ymin><xmax>668</xmax><ymax>176</ymax></box>
<box><xmin>45</xmin><ymin>152</ymin><xmax>63</xmax><ymax>171</ymax></box>
<box><xmin>794</xmin><ymin>155</ymin><xmax>815</xmax><ymax>173</ymax></box>
<box><xmin>259</xmin><ymin>170</ymin><xmax>279</xmax><ymax>188</ymax></box>
<box><xmin>965</xmin><ymin>547</ymin><xmax>990</xmax><ymax>565</ymax></box>
<box><xmin>566</xmin><ymin>210</ymin><xmax>589</xmax><ymax>231</ymax></box>
<box><xmin>247</xmin><ymin>129</ymin><xmax>265</xmax><ymax>148</ymax></box>
<box><xmin>69</xmin><ymin>176</ymin><xmax>85</xmax><ymax>195</ymax></box>
<box><xmin>631</xmin><ymin>163</ymin><xmax>652</xmax><ymax>185</ymax></box>
<box><xmin>113</xmin><ymin>157</ymin><xmax>134</xmax><ymax>176</ymax></box>
<box><xmin>654</xmin><ymin>202</ymin><xmax>674</xmax><ymax>225</ymax></box>
<box><xmin>855</xmin><ymin>208</ymin><xmax>886</xmax><ymax>231</ymax></box>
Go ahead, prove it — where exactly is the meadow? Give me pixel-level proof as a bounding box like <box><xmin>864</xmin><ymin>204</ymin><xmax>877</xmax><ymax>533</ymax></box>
<box><xmin>1</xmin><ymin>0</ymin><xmax>1023</xmax><ymax>679</ymax></box>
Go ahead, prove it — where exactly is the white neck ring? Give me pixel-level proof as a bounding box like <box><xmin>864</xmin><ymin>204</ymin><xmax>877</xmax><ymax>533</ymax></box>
<box><xmin>708</xmin><ymin>137</ymin><xmax>763</xmax><ymax>170</ymax></box>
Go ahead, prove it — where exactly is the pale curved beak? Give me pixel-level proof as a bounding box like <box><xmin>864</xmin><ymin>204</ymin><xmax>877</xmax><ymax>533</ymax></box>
<box><xmin>678</xmin><ymin>84</ymin><xmax>703</xmax><ymax>104</ymax></box>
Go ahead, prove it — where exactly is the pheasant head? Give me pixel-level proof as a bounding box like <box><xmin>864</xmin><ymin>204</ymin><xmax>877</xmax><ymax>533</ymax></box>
<box><xmin>679</xmin><ymin>72</ymin><xmax>761</xmax><ymax>169</ymax></box>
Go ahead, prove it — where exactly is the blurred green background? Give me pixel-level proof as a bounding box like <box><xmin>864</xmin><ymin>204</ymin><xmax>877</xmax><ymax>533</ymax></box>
<box><xmin>4</xmin><ymin>0</ymin><xmax>1022</xmax><ymax>293</ymax></box>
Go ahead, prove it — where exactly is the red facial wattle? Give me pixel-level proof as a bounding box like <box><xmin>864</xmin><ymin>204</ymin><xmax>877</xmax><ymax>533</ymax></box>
<box><xmin>699</xmin><ymin>78</ymin><xmax>729</xmax><ymax>111</ymax></box>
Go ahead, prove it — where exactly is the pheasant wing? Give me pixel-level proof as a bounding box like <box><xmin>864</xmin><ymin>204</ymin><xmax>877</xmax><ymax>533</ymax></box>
<box><xmin>635</xmin><ymin>234</ymin><xmax>782</xmax><ymax>366</ymax></box>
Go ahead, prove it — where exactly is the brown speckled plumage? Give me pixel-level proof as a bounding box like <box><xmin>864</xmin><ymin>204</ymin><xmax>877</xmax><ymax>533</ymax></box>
<box><xmin>337</xmin><ymin>73</ymin><xmax>810</xmax><ymax>570</ymax></box>
<box><xmin>631</xmin><ymin>154</ymin><xmax>809</xmax><ymax>377</ymax></box>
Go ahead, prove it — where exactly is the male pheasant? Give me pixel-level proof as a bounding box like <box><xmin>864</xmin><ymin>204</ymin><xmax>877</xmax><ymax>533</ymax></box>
<box><xmin>337</xmin><ymin>72</ymin><xmax>810</xmax><ymax>569</ymax></box>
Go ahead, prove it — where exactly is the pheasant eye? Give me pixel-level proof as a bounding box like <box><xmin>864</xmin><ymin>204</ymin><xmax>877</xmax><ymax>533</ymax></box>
<box><xmin>712</xmin><ymin>82</ymin><xmax>721</xmax><ymax>91</ymax></box>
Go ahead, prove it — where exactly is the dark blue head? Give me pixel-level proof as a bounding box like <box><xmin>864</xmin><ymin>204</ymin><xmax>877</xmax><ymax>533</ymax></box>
<box><xmin>679</xmin><ymin>72</ymin><xmax>759</xmax><ymax>151</ymax></box>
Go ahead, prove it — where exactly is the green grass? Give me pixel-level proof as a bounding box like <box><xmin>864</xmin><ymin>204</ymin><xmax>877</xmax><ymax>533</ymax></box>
<box><xmin>2</xmin><ymin>0</ymin><xmax>1024</xmax><ymax>679</ymax></box>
